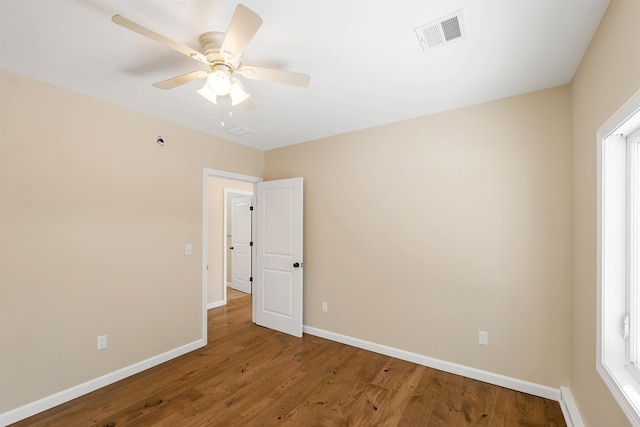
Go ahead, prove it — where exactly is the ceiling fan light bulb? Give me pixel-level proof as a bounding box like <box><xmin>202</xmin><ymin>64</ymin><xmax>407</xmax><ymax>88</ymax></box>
<box><xmin>196</xmin><ymin>84</ymin><xmax>218</xmax><ymax>104</ymax></box>
<box><xmin>229</xmin><ymin>81</ymin><xmax>250</xmax><ymax>106</ymax></box>
<box><xmin>207</xmin><ymin>69</ymin><xmax>231</xmax><ymax>96</ymax></box>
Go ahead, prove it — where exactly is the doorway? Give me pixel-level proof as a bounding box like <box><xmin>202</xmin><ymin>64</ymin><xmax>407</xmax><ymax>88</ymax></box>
<box><xmin>202</xmin><ymin>169</ymin><xmax>261</xmax><ymax>339</ymax></box>
<box><xmin>201</xmin><ymin>169</ymin><xmax>304</xmax><ymax>341</ymax></box>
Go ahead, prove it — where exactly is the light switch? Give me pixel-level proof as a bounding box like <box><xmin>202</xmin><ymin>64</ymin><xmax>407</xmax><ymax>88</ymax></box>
<box><xmin>185</xmin><ymin>244</ymin><xmax>192</xmax><ymax>255</ymax></box>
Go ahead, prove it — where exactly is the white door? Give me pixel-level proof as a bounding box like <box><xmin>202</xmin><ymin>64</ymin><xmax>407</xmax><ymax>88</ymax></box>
<box><xmin>255</xmin><ymin>178</ymin><xmax>303</xmax><ymax>337</ymax></box>
<box><xmin>231</xmin><ymin>196</ymin><xmax>252</xmax><ymax>294</ymax></box>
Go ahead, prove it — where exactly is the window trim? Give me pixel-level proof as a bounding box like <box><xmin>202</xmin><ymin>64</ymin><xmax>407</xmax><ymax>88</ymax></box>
<box><xmin>628</xmin><ymin>133</ymin><xmax>640</xmax><ymax>384</ymax></box>
<box><xmin>597</xmin><ymin>89</ymin><xmax>640</xmax><ymax>426</ymax></box>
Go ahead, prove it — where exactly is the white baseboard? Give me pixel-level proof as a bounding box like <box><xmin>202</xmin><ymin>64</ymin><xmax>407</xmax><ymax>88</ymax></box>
<box><xmin>559</xmin><ymin>386</ymin><xmax>585</xmax><ymax>427</ymax></box>
<box><xmin>302</xmin><ymin>326</ymin><xmax>588</xmax><ymax>426</ymax></box>
<box><xmin>0</xmin><ymin>338</ymin><xmax>206</xmax><ymax>427</ymax></box>
<box><xmin>1</xmin><ymin>325</ymin><xmax>583</xmax><ymax>427</ymax></box>
<box><xmin>207</xmin><ymin>300</ymin><xmax>225</xmax><ymax>310</ymax></box>
<box><xmin>303</xmin><ymin>325</ymin><xmax>562</xmax><ymax>401</ymax></box>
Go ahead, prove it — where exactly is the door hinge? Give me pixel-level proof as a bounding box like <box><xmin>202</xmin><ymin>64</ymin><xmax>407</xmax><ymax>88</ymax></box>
<box><xmin>250</xmin><ymin>206</ymin><xmax>254</xmax><ymax>211</ymax></box>
<box><xmin>249</xmin><ymin>276</ymin><xmax>253</xmax><ymax>282</ymax></box>
<box><xmin>250</xmin><ymin>241</ymin><xmax>253</xmax><ymax>246</ymax></box>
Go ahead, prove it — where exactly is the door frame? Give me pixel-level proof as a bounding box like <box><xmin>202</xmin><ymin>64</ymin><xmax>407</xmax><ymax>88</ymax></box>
<box><xmin>202</xmin><ymin>168</ymin><xmax>261</xmax><ymax>341</ymax></box>
<box><xmin>224</xmin><ymin>189</ymin><xmax>254</xmax><ymax>296</ymax></box>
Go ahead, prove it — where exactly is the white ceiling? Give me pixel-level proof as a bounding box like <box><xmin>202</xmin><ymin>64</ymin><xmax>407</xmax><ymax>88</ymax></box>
<box><xmin>0</xmin><ymin>0</ymin><xmax>609</xmax><ymax>151</ymax></box>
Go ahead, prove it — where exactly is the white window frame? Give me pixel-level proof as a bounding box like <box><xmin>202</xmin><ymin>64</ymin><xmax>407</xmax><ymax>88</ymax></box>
<box><xmin>597</xmin><ymin>89</ymin><xmax>640</xmax><ymax>426</ymax></box>
<box><xmin>628</xmin><ymin>129</ymin><xmax>640</xmax><ymax>384</ymax></box>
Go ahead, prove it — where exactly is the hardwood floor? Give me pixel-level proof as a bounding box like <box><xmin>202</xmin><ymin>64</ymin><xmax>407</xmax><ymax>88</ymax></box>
<box><xmin>227</xmin><ymin>287</ymin><xmax>249</xmax><ymax>301</ymax></box>
<box><xmin>12</xmin><ymin>293</ymin><xmax>566</xmax><ymax>426</ymax></box>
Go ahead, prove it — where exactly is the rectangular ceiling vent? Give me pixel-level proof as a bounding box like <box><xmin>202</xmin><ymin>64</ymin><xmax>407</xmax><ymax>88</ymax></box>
<box><xmin>415</xmin><ymin>9</ymin><xmax>467</xmax><ymax>51</ymax></box>
<box><xmin>225</xmin><ymin>125</ymin><xmax>253</xmax><ymax>136</ymax></box>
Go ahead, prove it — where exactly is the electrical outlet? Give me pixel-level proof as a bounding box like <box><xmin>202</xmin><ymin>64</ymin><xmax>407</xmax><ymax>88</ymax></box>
<box><xmin>97</xmin><ymin>335</ymin><xmax>108</xmax><ymax>350</ymax></box>
<box><xmin>322</xmin><ymin>302</ymin><xmax>328</xmax><ymax>312</ymax></box>
<box><xmin>478</xmin><ymin>331</ymin><xmax>489</xmax><ymax>345</ymax></box>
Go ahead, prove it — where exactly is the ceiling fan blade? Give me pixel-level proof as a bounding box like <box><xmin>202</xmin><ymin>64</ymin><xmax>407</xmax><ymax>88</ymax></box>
<box><xmin>220</xmin><ymin>5</ymin><xmax>263</xmax><ymax>63</ymax></box>
<box><xmin>112</xmin><ymin>14</ymin><xmax>209</xmax><ymax>65</ymax></box>
<box><xmin>152</xmin><ymin>70</ymin><xmax>209</xmax><ymax>89</ymax></box>
<box><xmin>237</xmin><ymin>66</ymin><xmax>310</xmax><ymax>87</ymax></box>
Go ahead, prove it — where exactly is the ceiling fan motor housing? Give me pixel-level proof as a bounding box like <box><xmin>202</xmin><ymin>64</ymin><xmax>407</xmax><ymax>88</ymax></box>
<box><xmin>199</xmin><ymin>32</ymin><xmax>228</xmax><ymax>65</ymax></box>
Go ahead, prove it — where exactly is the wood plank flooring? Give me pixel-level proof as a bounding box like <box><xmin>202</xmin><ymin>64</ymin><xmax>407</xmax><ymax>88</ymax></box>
<box><xmin>12</xmin><ymin>290</ymin><xmax>566</xmax><ymax>426</ymax></box>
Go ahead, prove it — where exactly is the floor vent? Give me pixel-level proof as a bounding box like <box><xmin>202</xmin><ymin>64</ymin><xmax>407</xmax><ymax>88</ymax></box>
<box><xmin>415</xmin><ymin>9</ymin><xmax>467</xmax><ymax>51</ymax></box>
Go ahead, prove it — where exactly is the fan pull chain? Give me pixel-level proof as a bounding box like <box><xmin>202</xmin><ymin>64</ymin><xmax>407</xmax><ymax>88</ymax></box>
<box><xmin>219</xmin><ymin>107</ymin><xmax>233</xmax><ymax>126</ymax></box>
<box><xmin>219</xmin><ymin>95</ymin><xmax>233</xmax><ymax>127</ymax></box>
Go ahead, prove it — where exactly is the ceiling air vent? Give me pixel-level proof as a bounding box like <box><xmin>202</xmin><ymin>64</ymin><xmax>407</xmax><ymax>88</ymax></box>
<box><xmin>225</xmin><ymin>125</ymin><xmax>253</xmax><ymax>136</ymax></box>
<box><xmin>415</xmin><ymin>9</ymin><xmax>467</xmax><ymax>51</ymax></box>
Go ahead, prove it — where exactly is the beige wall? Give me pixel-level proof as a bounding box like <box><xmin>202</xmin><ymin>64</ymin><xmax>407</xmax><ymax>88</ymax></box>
<box><xmin>5</xmin><ymin>1</ymin><xmax>639</xmax><ymax>421</ymax></box>
<box><xmin>570</xmin><ymin>0</ymin><xmax>640</xmax><ymax>425</ymax></box>
<box><xmin>207</xmin><ymin>178</ymin><xmax>253</xmax><ymax>302</ymax></box>
<box><xmin>265</xmin><ymin>85</ymin><xmax>572</xmax><ymax>388</ymax></box>
<box><xmin>0</xmin><ymin>69</ymin><xmax>263</xmax><ymax>412</ymax></box>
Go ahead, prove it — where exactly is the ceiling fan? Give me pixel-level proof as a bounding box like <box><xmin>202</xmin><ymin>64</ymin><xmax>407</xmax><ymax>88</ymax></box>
<box><xmin>112</xmin><ymin>4</ymin><xmax>310</xmax><ymax>110</ymax></box>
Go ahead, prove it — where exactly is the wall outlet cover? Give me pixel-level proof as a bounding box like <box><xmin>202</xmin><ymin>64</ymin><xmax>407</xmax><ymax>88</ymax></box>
<box><xmin>97</xmin><ymin>335</ymin><xmax>108</xmax><ymax>350</ymax></box>
<box><xmin>479</xmin><ymin>331</ymin><xmax>489</xmax><ymax>345</ymax></box>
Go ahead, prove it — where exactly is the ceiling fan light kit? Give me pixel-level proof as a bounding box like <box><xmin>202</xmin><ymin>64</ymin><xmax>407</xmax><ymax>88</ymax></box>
<box><xmin>111</xmin><ymin>4</ymin><xmax>310</xmax><ymax>119</ymax></box>
<box><xmin>207</xmin><ymin>64</ymin><xmax>232</xmax><ymax>96</ymax></box>
<box><xmin>197</xmin><ymin>78</ymin><xmax>250</xmax><ymax>106</ymax></box>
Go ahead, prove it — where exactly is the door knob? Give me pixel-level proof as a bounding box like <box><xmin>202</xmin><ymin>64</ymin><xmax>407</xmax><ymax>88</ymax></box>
<box><xmin>293</xmin><ymin>262</ymin><xmax>300</xmax><ymax>268</ymax></box>
<box><xmin>230</xmin><ymin>247</ymin><xmax>234</xmax><ymax>250</ymax></box>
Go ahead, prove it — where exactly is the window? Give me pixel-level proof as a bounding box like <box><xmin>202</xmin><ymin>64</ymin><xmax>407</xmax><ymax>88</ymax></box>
<box><xmin>598</xmin><ymin>90</ymin><xmax>640</xmax><ymax>425</ymax></box>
